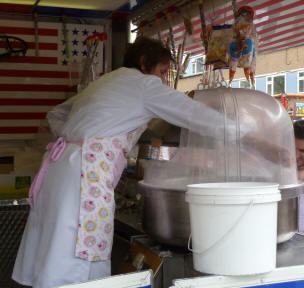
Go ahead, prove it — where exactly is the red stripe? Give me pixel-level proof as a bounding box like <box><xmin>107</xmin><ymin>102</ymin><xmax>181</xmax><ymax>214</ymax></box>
<box><xmin>0</xmin><ymin>69</ymin><xmax>69</xmax><ymax>78</ymax></box>
<box><xmin>0</xmin><ymin>42</ymin><xmax>58</xmax><ymax>50</ymax></box>
<box><xmin>29</xmin><ymin>42</ymin><xmax>58</xmax><ymax>50</ymax></box>
<box><xmin>184</xmin><ymin>44</ymin><xmax>202</xmax><ymax>52</ymax></box>
<box><xmin>254</xmin><ymin>0</ymin><xmax>289</xmax><ymax>14</ymax></box>
<box><xmin>256</xmin><ymin>9</ymin><xmax>304</xmax><ymax>29</ymax></box>
<box><xmin>260</xmin><ymin>25</ymin><xmax>304</xmax><ymax>43</ymax></box>
<box><xmin>185</xmin><ymin>10</ymin><xmax>304</xmax><ymax>43</ymax></box>
<box><xmin>182</xmin><ymin>10</ymin><xmax>304</xmax><ymax>53</ymax></box>
<box><xmin>0</xmin><ymin>84</ymin><xmax>71</xmax><ymax>92</ymax></box>
<box><xmin>259</xmin><ymin>31</ymin><xmax>304</xmax><ymax>49</ymax></box>
<box><xmin>258</xmin><ymin>17</ymin><xmax>304</xmax><ymax>35</ymax></box>
<box><xmin>0</xmin><ymin>98</ymin><xmax>65</xmax><ymax>106</ymax></box>
<box><xmin>173</xmin><ymin>1</ymin><xmax>304</xmax><ymax>44</ymax></box>
<box><xmin>259</xmin><ymin>38</ymin><xmax>304</xmax><ymax>53</ymax></box>
<box><xmin>0</xmin><ymin>127</ymin><xmax>39</xmax><ymax>134</ymax></box>
<box><xmin>256</xmin><ymin>0</ymin><xmax>304</xmax><ymax>20</ymax></box>
<box><xmin>211</xmin><ymin>0</ymin><xmax>304</xmax><ymax>24</ymax></box>
<box><xmin>169</xmin><ymin>0</ymin><xmax>256</xmax><ymax>36</ymax></box>
<box><xmin>0</xmin><ymin>26</ymin><xmax>58</xmax><ymax>36</ymax></box>
<box><xmin>190</xmin><ymin>49</ymin><xmax>204</xmax><ymax>55</ymax></box>
<box><xmin>0</xmin><ymin>3</ymin><xmax>33</xmax><ymax>13</ymax></box>
<box><xmin>211</xmin><ymin>0</ymin><xmax>302</xmax><ymax>27</ymax></box>
<box><xmin>1</xmin><ymin>56</ymin><xmax>57</xmax><ymax>64</ymax></box>
<box><xmin>0</xmin><ymin>113</ymin><xmax>47</xmax><ymax>120</ymax></box>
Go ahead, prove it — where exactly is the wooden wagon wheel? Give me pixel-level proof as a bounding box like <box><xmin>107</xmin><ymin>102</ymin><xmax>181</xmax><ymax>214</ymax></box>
<box><xmin>0</xmin><ymin>34</ymin><xmax>28</xmax><ymax>59</ymax></box>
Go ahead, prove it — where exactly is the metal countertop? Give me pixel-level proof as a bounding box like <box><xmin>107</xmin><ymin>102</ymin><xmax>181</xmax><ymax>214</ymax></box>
<box><xmin>277</xmin><ymin>233</ymin><xmax>304</xmax><ymax>267</ymax></box>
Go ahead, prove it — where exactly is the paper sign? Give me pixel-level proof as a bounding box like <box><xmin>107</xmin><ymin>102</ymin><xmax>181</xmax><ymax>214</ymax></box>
<box><xmin>294</xmin><ymin>102</ymin><xmax>304</xmax><ymax>117</ymax></box>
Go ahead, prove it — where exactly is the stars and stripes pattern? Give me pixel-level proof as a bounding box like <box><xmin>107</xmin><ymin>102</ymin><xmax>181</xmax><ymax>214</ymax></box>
<box><xmin>59</xmin><ymin>24</ymin><xmax>104</xmax><ymax>69</ymax></box>
<box><xmin>0</xmin><ymin>19</ymin><xmax>105</xmax><ymax>144</ymax></box>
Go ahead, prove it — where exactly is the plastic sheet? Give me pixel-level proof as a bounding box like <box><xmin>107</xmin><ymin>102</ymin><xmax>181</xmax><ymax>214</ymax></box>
<box><xmin>142</xmin><ymin>88</ymin><xmax>298</xmax><ymax>190</ymax></box>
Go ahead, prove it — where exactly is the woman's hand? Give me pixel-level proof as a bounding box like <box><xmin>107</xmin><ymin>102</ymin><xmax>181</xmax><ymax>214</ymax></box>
<box><xmin>243</xmin><ymin>133</ymin><xmax>291</xmax><ymax>167</ymax></box>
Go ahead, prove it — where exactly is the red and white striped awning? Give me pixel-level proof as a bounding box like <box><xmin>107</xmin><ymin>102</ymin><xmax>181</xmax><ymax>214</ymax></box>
<box><xmin>134</xmin><ymin>0</ymin><xmax>304</xmax><ymax>56</ymax></box>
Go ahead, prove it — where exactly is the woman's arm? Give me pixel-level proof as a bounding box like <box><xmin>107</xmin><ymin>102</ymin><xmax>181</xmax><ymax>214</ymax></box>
<box><xmin>242</xmin><ymin>132</ymin><xmax>292</xmax><ymax>167</ymax></box>
<box><xmin>142</xmin><ymin>75</ymin><xmax>222</xmax><ymax>135</ymax></box>
<box><xmin>142</xmin><ymin>76</ymin><xmax>291</xmax><ymax>167</ymax></box>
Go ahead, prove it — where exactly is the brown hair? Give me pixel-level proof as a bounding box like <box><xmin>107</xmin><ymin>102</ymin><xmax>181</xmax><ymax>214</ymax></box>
<box><xmin>123</xmin><ymin>36</ymin><xmax>174</xmax><ymax>73</ymax></box>
<box><xmin>294</xmin><ymin>120</ymin><xmax>304</xmax><ymax>139</ymax></box>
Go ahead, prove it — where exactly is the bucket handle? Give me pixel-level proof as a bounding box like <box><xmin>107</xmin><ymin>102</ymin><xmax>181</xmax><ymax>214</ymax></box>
<box><xmin>188</xmin><ymin>200</ymin><xmax>254</xmax><ymax>255</ymax></box>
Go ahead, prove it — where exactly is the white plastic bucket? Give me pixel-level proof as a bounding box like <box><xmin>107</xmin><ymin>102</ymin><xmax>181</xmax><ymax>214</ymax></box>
<box><xmin>185</xmin><ymin>182</ymin><xmax>281</xmax><ymax>276</ymax></box>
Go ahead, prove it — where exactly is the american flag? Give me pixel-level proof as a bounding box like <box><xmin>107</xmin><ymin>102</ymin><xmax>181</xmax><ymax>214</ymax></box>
<box><xmin>0</xmin><ymin>19</ymin><xmax>105</xmax><ymax>146</ymax></box>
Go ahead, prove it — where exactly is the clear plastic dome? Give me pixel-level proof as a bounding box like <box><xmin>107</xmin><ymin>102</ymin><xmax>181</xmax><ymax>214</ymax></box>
<box><xmin>143</xmin><ymin>88</ymin><xmax>298</xmax><ymax>189</ymax></box>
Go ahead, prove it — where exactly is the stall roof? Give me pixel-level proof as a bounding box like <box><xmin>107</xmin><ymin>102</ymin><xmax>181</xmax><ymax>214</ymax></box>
<box><xmin>0</xmin><ymin>0</ymin><xmax>152</xmax><ymax>18</ymax></box>
<box><xmin>0</xmin><ymin>0</ymin><xmax>303</xmax><ymax>55</ymax></box>
<box><xmin>0</xmin><ymin>0</ymin><xmax>130</xmax><ymax>11</ymax></box>
<box><xmin>130</xmin><ymin>0</ymin><xmax>304</xmax><ymax>56</ymax></box>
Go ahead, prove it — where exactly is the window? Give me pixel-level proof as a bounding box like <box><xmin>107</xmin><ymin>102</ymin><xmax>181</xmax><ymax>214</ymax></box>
<box><xmin>191</xmin><ymin>56</ymin><xmax>205</xmax><ymax>74</ymax></box>
<box><xmin>266</xmin><ymin>74</ymin><xmax>285</xmax><ymax>95</ymax></box>
<box><xmin>191</xmin><ymin>62</ymin><xmax>196</xmax><ymax>74</ymax></box>
<box><xmin>298</xmin><ymin>71</ymin><xmax>304</xmax><ymax>93</ymax></box>
<box><xmin>240</xmin><ymin>80</ymin><xmax>251</xmax><ymax>89</ymax></box>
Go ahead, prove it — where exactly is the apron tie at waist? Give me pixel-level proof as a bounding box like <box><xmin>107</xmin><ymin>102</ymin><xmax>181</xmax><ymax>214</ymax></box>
<box><xmin>29</xmin><ymin>137</ymin><xmax>82</xmax><ymax>209</ymax></box>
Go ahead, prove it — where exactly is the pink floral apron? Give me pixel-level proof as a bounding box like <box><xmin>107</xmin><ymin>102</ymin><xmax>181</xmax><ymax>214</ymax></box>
<box><xmin>75</xmin><ymin>126</ymin><xmax>146</xmax><ymax>261</ymax></box>
<box><xmin>29</xmin><ymin>125</ymin><xmax>146</xmax><ymax>262</ymax></box>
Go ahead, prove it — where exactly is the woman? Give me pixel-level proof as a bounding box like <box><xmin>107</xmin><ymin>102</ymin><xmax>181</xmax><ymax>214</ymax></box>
<box><xmin>12</xmin><ymin>36</ymin><xmax>290</xmax><ymax>288</ymax></box>
<box><xmin>12</xmin><ymin>37</ymin><xmax>213</xmax><ymax>288</ymax></box>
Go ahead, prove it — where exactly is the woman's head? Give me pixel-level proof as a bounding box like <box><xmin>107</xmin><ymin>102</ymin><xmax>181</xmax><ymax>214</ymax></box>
<box><xmin>123</xmin><ymin>36</ymin><xmax>174</xmax><ymax>82</ymax></box>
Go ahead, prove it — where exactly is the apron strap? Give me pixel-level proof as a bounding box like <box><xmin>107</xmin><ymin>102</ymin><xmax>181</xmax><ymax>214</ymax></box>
<box><xmin>29</xmin><ymin>137</ymin><xmax>82</xmax><ymax>209</ymax></box>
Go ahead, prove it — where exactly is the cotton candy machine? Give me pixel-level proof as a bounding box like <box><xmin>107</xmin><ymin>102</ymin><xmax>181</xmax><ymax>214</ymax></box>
<box><xmin>139</xmin><ymin>88</ymin><xmax>302</xmax><ymax>247</ymax></box>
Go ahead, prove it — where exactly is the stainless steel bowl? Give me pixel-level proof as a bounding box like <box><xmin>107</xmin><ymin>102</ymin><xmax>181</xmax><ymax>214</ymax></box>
<box><xmin>136</xmin><ymin>145</ymin><xmax>178</xmax><ymax>179</ymax></box>
<box><xmin>139</xmin><ymin>181</ymin><xmax>190</xmax><ymax>247</ymax></box>
<box><xmin>277</xmin><ymin>184</ymin><xmax>304</xmax><ymax>243</ymax></box>
<box><xmin>139</xmin><ymin>182</ymin><xmax>304</xmax><ymax>247</ymax></box>
<box><xmin>277</xmin><ymin>198</ymin><xmax>298</xmax><ymax>243</ymax></box>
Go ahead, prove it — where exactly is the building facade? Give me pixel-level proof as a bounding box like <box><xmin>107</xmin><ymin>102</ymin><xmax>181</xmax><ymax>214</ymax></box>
<box><xmin>178</xmin><ymin>45</ymin><xmax>304</xmax><ymax>118</ymax></box>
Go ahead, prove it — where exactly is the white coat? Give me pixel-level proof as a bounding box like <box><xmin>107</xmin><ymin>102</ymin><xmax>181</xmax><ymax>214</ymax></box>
<box><xmin>12</xmin><ymin>67</ymin><xmax>211</xmax><ymax>288</ymax></box>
